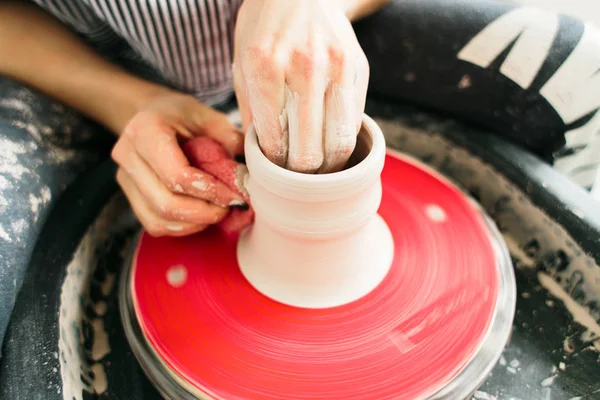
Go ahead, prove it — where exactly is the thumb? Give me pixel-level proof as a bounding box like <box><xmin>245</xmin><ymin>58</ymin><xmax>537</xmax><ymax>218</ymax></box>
<box><xmin>192</xmin><ymin>105</ymin><xmax>245</xmax><ymax>158</ymax></box>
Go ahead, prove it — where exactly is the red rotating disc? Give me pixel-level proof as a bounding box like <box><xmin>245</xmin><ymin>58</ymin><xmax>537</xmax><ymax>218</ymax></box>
<box><xmin>131</xmin><ymin>151</ymin><xmax>499</xmax><ymax>399</ymax></box>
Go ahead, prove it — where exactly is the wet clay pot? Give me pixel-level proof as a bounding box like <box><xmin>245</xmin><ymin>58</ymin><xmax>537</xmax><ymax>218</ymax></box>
<box><xmin>237</xmin><ymin>115</ymin><xmax>394</xmax><ymax>308</ymax></box>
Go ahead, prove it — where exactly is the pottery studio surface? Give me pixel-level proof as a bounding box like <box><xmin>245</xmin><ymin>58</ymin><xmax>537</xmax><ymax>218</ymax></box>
<box><xmin>2</xmin><ymin>101</ymin><xmax>599</xmax><ymax>400</ymax></box>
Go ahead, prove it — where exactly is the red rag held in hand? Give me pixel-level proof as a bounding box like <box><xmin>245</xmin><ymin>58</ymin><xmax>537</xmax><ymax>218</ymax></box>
<box><xmin>182</xmin><ymin>136</ymin><xmax>254</xmax><ymax>234</ymax></box>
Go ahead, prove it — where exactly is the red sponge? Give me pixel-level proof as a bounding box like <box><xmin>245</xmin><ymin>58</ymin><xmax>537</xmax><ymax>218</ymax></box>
<box><xmin>182</xmin><ymin>136</ymin><xmax>254</xmax><ymax>234</ymax></box>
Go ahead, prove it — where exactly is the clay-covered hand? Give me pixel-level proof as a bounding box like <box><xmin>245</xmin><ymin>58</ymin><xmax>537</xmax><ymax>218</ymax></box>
<box><xmin>233</xmin><ymin>0</ymin><xmax>369</xmax><ymax>173</ymax></box>
<box><xmin>111</xmin><ymin>92</ymin><xmax>245</xmax><ymax>237</ymax></box>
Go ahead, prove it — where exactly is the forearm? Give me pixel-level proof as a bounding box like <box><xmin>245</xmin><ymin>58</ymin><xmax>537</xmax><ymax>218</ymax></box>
<box><xmin>0</xmin><ymin>2</ymin><xmax>171</xmax><ymax>134</ymax></box>
<box><xmin>341</xmin><ymin>0</ymin><xmax>394</xmax><ymax>21</ymax></box>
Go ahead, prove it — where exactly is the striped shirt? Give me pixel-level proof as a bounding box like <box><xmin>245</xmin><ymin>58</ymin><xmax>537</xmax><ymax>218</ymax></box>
<box><xmin>32</xmin><ymin>0</ymin><xmax>244</xmax><ymax>106</ymax></box>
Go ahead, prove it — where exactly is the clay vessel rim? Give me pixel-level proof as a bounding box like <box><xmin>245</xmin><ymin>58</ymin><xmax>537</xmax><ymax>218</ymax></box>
<box><xmin>244</xmin><ymin>114</ymin><xmax>385</xmax><ymax>187</ymax></box>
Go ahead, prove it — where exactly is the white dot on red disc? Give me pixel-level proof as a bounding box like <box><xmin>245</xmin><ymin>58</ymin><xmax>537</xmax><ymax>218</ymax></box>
<box><xmin>166</xmin><ymin>265</ymin><xmax>187</xmax><ymax>288</ymax></box>
<box><xmin>425</xmin><ymin>204</ymin><xmax>447</xmax><ymax>222</ymax></box>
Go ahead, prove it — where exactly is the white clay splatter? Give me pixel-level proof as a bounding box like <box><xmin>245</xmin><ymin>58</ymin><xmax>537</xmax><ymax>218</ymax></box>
<box><xmin>91</xmin><ymin>319</ymin><xmax>110</xmax><ymax>361</ymax></box>
<box><xmin>0</xmin><ymin>225</ymin><xmax>11</xmax><ymax>242</ymax></box>
<box><xmin>101</xmin><ymin>273</ymin><xmax>115</xmax><ymax>297</ymax></box>
<box><xmin>29</xmin><ymin>186</ymin><xmax>51</xmax><ymax>222</ymax></box>
<box><xmin>538</xmin><ymin>272</ymin><xmax>600</xmax><ymax>352</ymax></box>
<box><xmin>58</xmin><ymin>226</ymin><xmax>99</xmax><ymax>400</ymax></box>
<box><xmin>502</xmin><ymin>235</ymin><xmax>535</xmax><ymax>268</ymax></box>
<box><xmin>12</xmin><ymin>120</ymin><xmax>43</xmax><ymax>142</ymax></box>
<box><xmin>166</xmin><ymin>265</ymin><xmax>188</xmax><ymax>288</ymax></box>
<box><xmin>567</xmin><ymin>206</ymin><xmax>585</xmax><ymax>219</ymax></box>
<box><xmin>89</xmin><ymin>363</ymin><xmax>108</xmax><ymax>394</ymax></box>
<box><xmin>0</xmin><ymin>98</ymin><xmax>35</xmax><ymax>115</ymax></box>
<box><xmin>541</xmin><ymin>375</ymin><xmax>557</xmax><ymax>387</ymax></box>
<box><xmin>425</xmin><ymin>204</ymin><xmax>447</xmax><ymax>222</ymax></box>
<box><xmin>0</xmin><ymin>137</ymin><xmax>30</xmax><ymax>179</ymax></box>
<box><xmin>57</xmin><ymin>195</ymin><xmax>134</xmax><ymax>399</ymax></box>
<box><xmin>94</xmin><ymin>301</ymin><xmax>107</xmax><ymax>316</ymax></box>
<box><xmin>509</xmin><ymin>359</ymin><xmax>520</xmax><ymax>368</ymax></box>
<box><xmin>558</xmin><ymin>362</ymin><xmax>566</xmax><ymax>371</ymax></box>
<box><xmin>499</xmin><ymin>355</ymin><xmax>507</xmax><ymax>366</ymax></box>
<box><xmin>458</xmin><ymin>74</ymin><xmax>472</xmax><ymax>89</ymax></box>
<box><xmin>473</xmin><ymin>391</ymin><xmax>497</xmax><ymax>400</ymax></box>
<box><xmin>11</xmin><ymin>219</ymin><xmax>26</xmax><ymax>236</ymax></box>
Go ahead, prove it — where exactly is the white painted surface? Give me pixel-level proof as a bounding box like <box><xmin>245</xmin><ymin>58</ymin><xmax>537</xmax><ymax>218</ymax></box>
<box><xmin>458</xmin><ymin>7</ymin><xmax>559</xmax><ymax>89</ymax></box>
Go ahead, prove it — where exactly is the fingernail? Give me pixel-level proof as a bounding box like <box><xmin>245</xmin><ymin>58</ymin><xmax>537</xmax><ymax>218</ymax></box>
<box><xmin>228</xmin><ymin>130</ymin><xmax>245</xmax><ymax>157</ymax></box>
<box><xmin>213</xmin><ymin>183</ymin><xmax>245</xmax><ymax>208</ymax></box>
<box><xmin>165</xmin><ymin>224</ymin><xmax>184</xmax><ymax>232</ymax></box>
<box><xmin>231</xmin><ymin>201</ymin><xmax>249</xmax><ymax>210</ymax></box>
<box><xmin>230</xmin><ymin>194</ymin><xmax>246</xmax><ymax>206</ymax></box>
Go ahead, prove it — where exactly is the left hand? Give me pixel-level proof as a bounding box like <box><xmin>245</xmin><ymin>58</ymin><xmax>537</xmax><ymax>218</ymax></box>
<box><xmin>111</xmin><ymin>92</ymin><xmax>245</xmax><ymax>237</ymax></box>
<box><xmin>233</xmin><ymin>0</ymin><xmax>369</xmax><ymax>173</ymax></box>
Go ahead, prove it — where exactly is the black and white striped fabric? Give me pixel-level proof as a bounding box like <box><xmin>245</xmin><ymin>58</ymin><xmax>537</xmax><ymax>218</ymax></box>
<box><xmin>32</xmin><ymin>0</ymin><xmax>244</xmax><ymax>106</ymax></box>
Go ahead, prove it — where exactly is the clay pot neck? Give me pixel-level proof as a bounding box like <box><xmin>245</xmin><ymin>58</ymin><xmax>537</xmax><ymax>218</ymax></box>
<box><xmin>237</xmin><ymin>115</ymin><xmax>394</xmax><ymax>309</ymax></box>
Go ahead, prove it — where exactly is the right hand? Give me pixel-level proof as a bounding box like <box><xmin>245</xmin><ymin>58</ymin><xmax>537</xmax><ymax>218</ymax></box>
<box><xmin>111</xmin><ymin>92</ymin><xmax>245</xmax><ymax>237</ymax></box>
<box><xmin>233</xmin><ymin>0</ymin><xmax>370</xmax><ymax>174</ymax></box>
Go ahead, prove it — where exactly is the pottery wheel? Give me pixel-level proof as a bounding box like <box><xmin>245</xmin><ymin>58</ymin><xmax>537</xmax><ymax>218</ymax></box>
<box><xmin>119</xmin><ymin>151</ymin><xmax>516</xmax><ymax>400</ymax></box>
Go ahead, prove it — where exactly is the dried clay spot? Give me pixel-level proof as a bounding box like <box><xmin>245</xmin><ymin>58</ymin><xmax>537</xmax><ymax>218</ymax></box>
<box><xmin>58</xmin><ymin>195</ymin><xmax>135</xmax><ymax>400</ymax></box>
<box><xmin>166</xmin><ymin>265</ymin><xmax>188</xmax><ymax>288</ymax></box>
<box><xmin>165</xmin><ymin>224</ymin><xmax>184</xmax><ymax>232</ymax></box>
<box><xmin>425</xmin><ymin>204</ymin><xmax>447</xmax><ymax>222</ymax></box>
<box><xmin>192</xmin><ymin>180</ymin><xmax>210</xmax><ymax>191</ymax></box>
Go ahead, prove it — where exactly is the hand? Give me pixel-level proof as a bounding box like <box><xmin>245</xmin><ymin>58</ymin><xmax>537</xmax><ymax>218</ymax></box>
<box><xmin>111</xmin><ymin>92</ymin><xmax>245</xmax><ymax>237</ymax></box>
<box><xmin>233</xmin><ymin>0</ymin><xmax>369</xmax><ymax>173</ymax></box>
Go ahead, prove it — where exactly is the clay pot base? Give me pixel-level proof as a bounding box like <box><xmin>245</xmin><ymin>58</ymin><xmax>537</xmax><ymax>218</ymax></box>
<box><xmin>119</xmin><ymin>151</ymin><xmax>516</xmax><ymax>400</ymax></box>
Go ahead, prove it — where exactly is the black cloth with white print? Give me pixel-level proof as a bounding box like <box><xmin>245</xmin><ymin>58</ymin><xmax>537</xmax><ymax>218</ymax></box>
<box><xmin>355</xmin><ymin>0</ymin><xmax>600</xmax><ymax>192</ymax></box>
